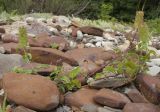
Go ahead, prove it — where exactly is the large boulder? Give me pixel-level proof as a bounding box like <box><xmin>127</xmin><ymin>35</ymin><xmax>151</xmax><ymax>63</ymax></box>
<box><xmin>123</xmin><ymin>103</ymin><xmax>160</xmax><ymax>112</ymax></box>
<box><xmin>0</xmin><ymin>54</ymin><xmax>24</xmax><ymax>78</ymax></box>
<box><xmin>65</xmin><ymin>48</ymin><xmax>117</xmax><ymax>63</ymax></box>
<box><xmin>94</xmin><ymin>89</ymin><xmax>131</xmax><ymax>109</ymax></box>
<box><xmin>136</xmin><ymin>74</ymin><xmax>160</xmax><ymax>104</ymax></box>
<box><xmin>2</xmin><ymin>73</ymin><xmax>60</xmax><ymax>111</ymax></box>
<box><xmin>11</xmin><ymin>47</ymin><xmax>78</xmax><ymax>66</ymax></box>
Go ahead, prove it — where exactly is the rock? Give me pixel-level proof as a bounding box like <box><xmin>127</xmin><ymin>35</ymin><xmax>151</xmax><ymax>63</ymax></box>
<box><xmin>48</xmin><ymin>26</ymin><xmax>59</xmax><ymax>35</ymax></box>
<box><xmin>69</xmin><ymin>41</ymin><xmax>77</xmax><ymax>49</ymax></box>
<box><xmin>71</xmin><ymin>26</ymin><xmax>78</xmax><ymax>37</ymax></box>
<box><xmin>56</xmin><ymin>106</ymin><xmax>72</xmax><ymax>112</ymax></box>
<box><xmin>97</xmin><ymin>106</ymin><xmax>122</xmax><ymax>112</ymax></box>
<box><xmin>51</xmin><ymin>36</ymin><xmax>69</xmax><ymax>51</ymax></box>
<box><xmin>0</xmin><ymin>47</ymin><xmax>5</xmax><ymax>54</ymax></box>
<box><xmin>123</xmin><ymin>103</ymin><xmax>160</xmax><ymax>112</ymax></box>
<box><xmin>21</xmin><ymin>62</ymin><xmax>56</xmax><ymax>76</ymax></box>
<box><xmin>85</xmin><ymin>43</ymin><xmax>95</xmax><ymax>47</ymax></box>
<box><xmin>76</xmin><ymin>30</ymin><xmax>83</xmax><ymax>40</ymax></box>
<box><xmin>80</xmin><ymin>60</ymin><xmax>101</xmax><ymax>76</ymax></box>
<box><xmin>27</xmin><ymin>22</ymin><xmax>51</xmax><ymax>36</ymax></box>
<box><xmin>37</xmin><ymin>18</ymin><xmax>47</xmax><ymax>23</ymax></box>
<box><xmin>2</xmin><ymin>73</ymin><xmax>60</xmax><ymax>111</ymax></box>
<box><xmin>79</xmin><ymin>26</ymin><xmax>104</xmax><ymax>36</ymax></box>
<box><xmin>81</xmin><ymin>104</ymin><xmax>97</xmax><ymax>112</ymax></box>
<box><xmin>147</xmin><ymin>66</ymin><xmax>160</xmax><ymax>76</ymax></box>
<box><xmin>12</xmin><ymin>47</ymin><xmax>78</xmax><ymax>66</ymax></box>
<box><xmin>136</xmin><ymin>74</ymin><xmax>160</xmax><ymax>104</ymax></box>
<box><xmin>13</xmin><ymin>106</ymin><xmax>37</xmax><ymax>112</ymax></box>
<box><xmin>118</xmin><ymin>40</ymin><xmax>130</xmax><ymax>52</ymax></box>
<box><xmin>0</xmin><ymin>27</ymin><xmax>5</xmax><ymax>33</ymax></box>
<box><xmin>125</xmin><ymin>88</ymin><xmax>149</xmax><ymax>103</ymax></box>
<box><xmin>95</xmin><ymin>42</ymin><xmax>102</xmax><ymax>47</ymax></box>
<box><xmin>102</xmin><ymin>41</ymin><xmax>115</xmax><ymax>51</ymax></box>
<box><xmin>93</xmin><ymin>36</ymin><xmax>104</xmax><ymax>42</ymax></box>
<box><xmin>52</xmin><ymin>16</ymin><xmax>71</xmax><ymax>27</ymax></box>
<box><xmin>89</xmin><ymin>77</ymin><xmax>131</xmax><ymax>89</ymax></box>
<box><xmin>1</xmin><ymin>34</ymin><xmax>18</xmax><ymax>43</ymax></box>
<box><xmin>28</xmin><ymin>33</ymin><xmax>54</xmax><ymax>48</ymax></box>
<box><xmin>150</xmin><ymin>58</ymin><xmax>160</xmax><ymax>66</ymax></box>
<box><xmin>0</xmin><ymin>43</ymin><xmax>18</xmax><ymax>53</ymax></box>
<box><xmin>25</xmin><ymin>17</ymin><xmax>35</xmax><ymax>25</ymax></box>
<box><xmin>66</xmin><ymin>48</ymin><xmax>117</xmax><ymax>63</ymax></box>
<box><xmin>65</xmin><ymin>88</ymin><xmax>99</xmax><ymax>108</ymax></box>
<box><xmin>0</xmin><ymin>54</ymin><xmax>24</xmax><ymax>78</ymax></box>
<box><xmin>94</xmin><ymin>89</ymin><xmax>131</xmax><ymax>109</ymax></box>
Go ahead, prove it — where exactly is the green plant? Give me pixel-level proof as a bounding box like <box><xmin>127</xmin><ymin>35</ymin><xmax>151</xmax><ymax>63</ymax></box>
<box><xmin>12</xmin><ymin>64</ymin><xmax>49</xmax><ymax>74</ymax></box>
<box><xmin>0</xmin><ymin>95</ymin><xmax>7</xmax><ymax>112</ymax></box>
<box><xmin>95</xmin><ymin>10</ymin><xmax>154</xmax><ymax>80</ymax></box>
<box><xmin>50</xmin><ymin>67</ymin><xmax>81</xmax><ymax>92</ymax></box>
<box><xmin>18</xmin><ymin>26</ymin><xmax>32</xmax><ymax>63</ymax></box>
<box><xmin>99</xmin><ymin>3</ymin><xmax>114</xmax><ymax>21</ymax></box>
<box><xmin>12</xmin><ymin>66</ymin><xmax>37</xmax><ymax>74</ymax></box>
<box><xmin>50</xmin><ymin>43</ymin><xmax>59</xmax><ymax>49</ymax></box>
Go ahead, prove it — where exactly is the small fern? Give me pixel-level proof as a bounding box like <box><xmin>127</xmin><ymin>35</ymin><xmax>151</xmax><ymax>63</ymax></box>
<box><xmin>18</xmin><ymin>26</ymin><xmax>32</xmax><ymax>63</ymax></box>
<box><xmin>18</xmin><ymin>26</ymin><xmax>28</xmax><ymax>49</ymax></box>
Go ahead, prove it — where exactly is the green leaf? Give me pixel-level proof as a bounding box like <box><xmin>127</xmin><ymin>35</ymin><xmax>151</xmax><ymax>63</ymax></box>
<box><xmin>68</xmin><ymin>67</ymin><xmax>81</xmax><ymax>79</ymax></box>
<box><xmin>104</xmin><ymin>66</ymin><xmax>116</xmax><ymax>73</ymax></box>
<box><xmin>60</xmin><ymin>76</ymin><xmax>70</xmax><ymax>84</ymax></box>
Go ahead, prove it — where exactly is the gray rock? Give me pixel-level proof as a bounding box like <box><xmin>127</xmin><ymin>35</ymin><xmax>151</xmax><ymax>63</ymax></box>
<box><xmin>95</xmin><ymin>42</ymin><xmax>102</xmax><ymax>47</ymax></box>
<box><xmin>69</xmin><ymin>41</ymin><xmax>77</xmax><ymax>49</ymax></box>
<box><xmin>85</xmin><ymin>43</ymin><xmax>95</xmax><ymax>47</ymax></box>
<box><xmin>81</xmin><ymin>104</ymin><xmax>97</xmax><ymax>112</ymax></box>
<box><xmin>0</xmin><ymin>54</ymin><xmax>24</xmax><ymax>78</ymax></box>
<box><xmin>77</xmin><ymin>30</ymin><xmax>83</xmax><ymax>40</ymax></box>
<box><xmin>25</xmin><ymin>17</ymin><xmax>35</xmax><ymax>25</ymax></box>
<box><xmin>97</xmin><ymin>106</ymin><xmax>122</xmax><ymax>112</ymax></box>
<box><xmin>0</xmin><ymin>47</ymin><xmax>5</xmax><ymax>54</ymax></box>
<box><xmin>52</xmin><ymin>16</ymin><xmax>71</xmax><ymax>27</ymax></box>
<box><xmin>93</xmin><ymin>36</ymin><xmax>104</xmax><ymax>42</ymax></box>
<box><xmin>56</xmin><ymin>106</ymin><xmax>72</xmax><ymax>112</ymax></box>
<box><xmin>147</xmin><ymin>66</ymin><xmax>160</xmax><ymax>76</ymax></box>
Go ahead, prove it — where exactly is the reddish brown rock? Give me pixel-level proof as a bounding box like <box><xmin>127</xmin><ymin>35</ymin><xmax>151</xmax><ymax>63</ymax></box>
<box><xmin>2</xmin><ymin>73</ymin><xmax>60</xmax><ymax>111</ymax></box>
<box><xmin>136</xmin><ymin>74</ymin><xmax>160</xmax><ymax>104</ymax></box>
<box><xmin>1</xmin><ymin>34</ymin><xmax>18</xmax><ymax>43</ymax></box>
<box><xmin>123</xmin><ymin>103</ymin><xmax>160</xmax><ymax>112</ymax></box>
<box><xmin>80</xmin><ymin>60</ymin><xmax>101</xmax><ymax>77</ymax></box>
<box><xmin>94</xmin><ymin>88</ymin><xmax>131</xmax><ymax>109</ymax></box>
<box><xmin>28</xmin><ymin>33</ymin><xmax>54</xmax><ymax>48</ymax></box>
<box><xmin>13</xmin><ymin>106</ymin><xmax>37</xmax><ymax>112</ymax></box>
<box><xmin>71</xmin><ymin>26</ymin><xmax>79</xmax><ymax>37</ymax></box>
<box><xmin>65</xmin><ymin>88</ymin><xmax>99</xmax><ymax>108</ymax></box>
<box><xmin>0</xmin><ymin>43</ymin><xmax>18</xmax><ymax>53</ymax></box>
<box><xmin>0</xmin><ymin>27</ymin><xmax>5</xmax><ymax>33</ymax></box>
<box><xmin>66</xmin><ymin>48</ymin><xmax>117</xmax><ymax>63</ymax></box>
<box><xmin>12</xmin><ymin>47</ymin><xmax>78</xmax><ymax>66</ymax></box>
<box><xmin>51</xmin><ymin>36</ymin><xmax>69</xmax><ymax>51</ymax></box>
<box><xmin>79</xmin><ymin>26</ymin><xmax>104</xmax><ymax>36</ymax></box>
<box><xmin>126</xmin><ymin>88</ymin><xmax>149</xmax><ymax>103</ymax></box>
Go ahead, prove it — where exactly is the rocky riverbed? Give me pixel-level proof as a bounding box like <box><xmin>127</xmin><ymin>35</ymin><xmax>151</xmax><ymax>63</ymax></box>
<box><xmin>0</xmin><ymin>15</ymin><xmax>160</xmax><ymax>112</ymax></box>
